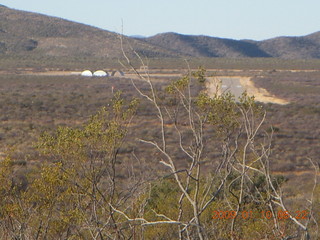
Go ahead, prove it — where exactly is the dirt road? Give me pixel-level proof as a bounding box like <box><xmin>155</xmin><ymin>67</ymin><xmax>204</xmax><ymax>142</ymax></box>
<box><xmin>206</xmin><ymin>76</ymin><xmax>289</xmax><ymax>105</ymax></box>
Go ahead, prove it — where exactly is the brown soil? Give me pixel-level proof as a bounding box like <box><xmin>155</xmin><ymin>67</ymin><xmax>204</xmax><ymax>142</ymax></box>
<box><xmin>206</xmin><ymin>76</ymin><xmax>289</xmax><ymax>105</ymax></box>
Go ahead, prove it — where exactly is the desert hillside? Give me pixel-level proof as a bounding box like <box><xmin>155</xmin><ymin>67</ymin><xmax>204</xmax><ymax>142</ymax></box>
<box><xmin>0</xmin><ymin>5</ymin><xmax>178</xmax><ymax>58</ymax></box>
<box><xmin>143</xmin><ymin>31</ymin><xmax>320</xmax><ymax>59</ymax></box>
<box><xmin>1</xmin><ymin>5</ymin><xmax>320</xmax><ymax>59</ymax></box>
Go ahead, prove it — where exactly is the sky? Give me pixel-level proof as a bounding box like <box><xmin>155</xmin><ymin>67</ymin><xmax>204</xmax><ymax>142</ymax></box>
<box><xmin>1</xmin><ymin>0</ymin><xmax>319</xmax><ymax>40</ymax></box>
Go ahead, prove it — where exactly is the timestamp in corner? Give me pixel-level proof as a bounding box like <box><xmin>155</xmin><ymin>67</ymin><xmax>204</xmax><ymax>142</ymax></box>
<box><xmin>212</xmin><ymin>210</ymin><xmax>309</xmax><ymax>220</ymax></box>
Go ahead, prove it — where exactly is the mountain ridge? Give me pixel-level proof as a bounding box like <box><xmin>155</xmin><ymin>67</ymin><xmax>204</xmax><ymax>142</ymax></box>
<box><xmin>142</xmin><ymin>31</ymin><xmax>320</xmax><ymax>59</ymax></box>
<box><xmin>1</xmin><ymin>5</ymin><xmax>320</xmax><ymax>59</ymax></box>
<box><xmin>0</xmin><ymin>5</ymin><xmax>179</xmax><ymax>58</ymax></box>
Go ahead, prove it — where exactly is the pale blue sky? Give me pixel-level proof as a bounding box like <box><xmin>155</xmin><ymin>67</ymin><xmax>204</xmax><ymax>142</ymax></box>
<box><xmin>1</xmin><ymin>0</ymin><xmax>319</xmax><ymax>40</ymax></box>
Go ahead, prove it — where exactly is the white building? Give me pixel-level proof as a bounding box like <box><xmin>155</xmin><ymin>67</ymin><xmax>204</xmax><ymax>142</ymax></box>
<box><xmin>93</xmin><ymin>70</ymin><xmax>108</xmax><ymax>77</ymax></box>
<box><xmin>81</xmin><ymin>70</ymin><xmax>93</xmax><ymax>77</ymax></box>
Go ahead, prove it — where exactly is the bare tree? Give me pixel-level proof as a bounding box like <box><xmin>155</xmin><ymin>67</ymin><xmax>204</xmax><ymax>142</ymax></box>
<box><xmin>116</xmin><ymin>40</ymin><xmax>319</xmax><ymax>239</ymax></box>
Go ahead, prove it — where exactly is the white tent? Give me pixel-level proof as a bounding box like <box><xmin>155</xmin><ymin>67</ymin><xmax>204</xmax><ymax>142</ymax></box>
<box><xmin>81</xmin><ymin>70</ymin><xmax>93</xmax><ymax>77</ymax></box>
<box><xmin>93</xmin><ymin>70</ymin><xmax>108</xmax><ymax>77</ymax></box>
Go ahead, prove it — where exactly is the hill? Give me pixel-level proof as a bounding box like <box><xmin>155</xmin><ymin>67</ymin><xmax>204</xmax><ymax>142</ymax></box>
<box><xmin>143</xmin><ymin>32</ymin><xmax>320</xmax><ymax>59</ymax></box>
<box><xmin>0</xmin><ymin>5</ymin><xmax>178</xmax><ymax>58</ymax></box>
<box><xmin>1</xmin><ymin>5</ymin><xmax>320</xmax><ymax>60</ymax></box>
<box><xmin>257</xmin><ymin>32</ymin><xmax>320</xmax><ymax>59</ymax></box>
<box><xmin>143</xmin><ymin>32</ymin><xmax>271</xmax><ymax>58</ymax></box>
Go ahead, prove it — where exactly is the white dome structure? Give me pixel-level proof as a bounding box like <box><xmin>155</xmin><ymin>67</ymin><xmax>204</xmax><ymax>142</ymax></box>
<box><xmin>81</xmin><ymin>70</ymin><xmax>93</xmax><ymax>77</ymax></box>
<box><xmin>93</xmin><ymin>70</ymin><xmax>108</xmax><ymax>77</ymax></box>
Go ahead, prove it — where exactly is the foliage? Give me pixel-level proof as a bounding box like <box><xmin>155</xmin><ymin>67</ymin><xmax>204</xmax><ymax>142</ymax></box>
<box><xmin>0</xmin><ymin>93</ymin><xmax>139</xmax><ymax>239</ymax></box>
<box><xmin>0</xmin><ymin>67</ymin><xmax>318</xmax><ymax>239</ymax></box>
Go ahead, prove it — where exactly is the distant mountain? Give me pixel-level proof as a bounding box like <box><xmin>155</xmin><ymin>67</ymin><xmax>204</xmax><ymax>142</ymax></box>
<box><xmin>1</xmin><ymin>5</ymin><xmax>319</xmax><ymax>59</ymax></box>
<box><xmin>142</xmin><ymin>32</ymin><xmax>320</xmax><ymax>59</ymax></box>
<box><xmin>143</xmin><ymin>32</ymin><xmax>271</xmax><ymax>58</ymax></box>
<box><xmin>0</xmin><ymin>5</ymin><xmax>178</xmax><ymax>58</ymax></box>
<box><xmin>130</xmin><ymin>35</ymin><xmax>147</xmax><ymax>39</ymax></box>
<box><xmin>257</xmin><ymin>32</ymin><xmax>320</xmax><ymax>59</ymax></box>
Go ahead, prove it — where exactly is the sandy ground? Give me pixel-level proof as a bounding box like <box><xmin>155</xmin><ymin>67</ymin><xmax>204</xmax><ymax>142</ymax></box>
<box><xmin>23</xmin><ymin>71</ymin><xmax>82</xmax><ymax>76</ymax></box>
<box><xmin>206</xmin><ymin>76</ymin><xmax>289</xmax><ymax>105</ymax></box>
<box><xmin>0</xmin><ymin>69</ymin><xmax>289</xmax><ymax>104</ymax></box>
<box><xmin>206</xmin><ymin>77</ymin><xmax>222</xmax><ymax>96</ymax></box>
<box><xmin>239</xmin><ymin>77</ymin><xmax>289</xmax><ymax>104</ymax></box>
